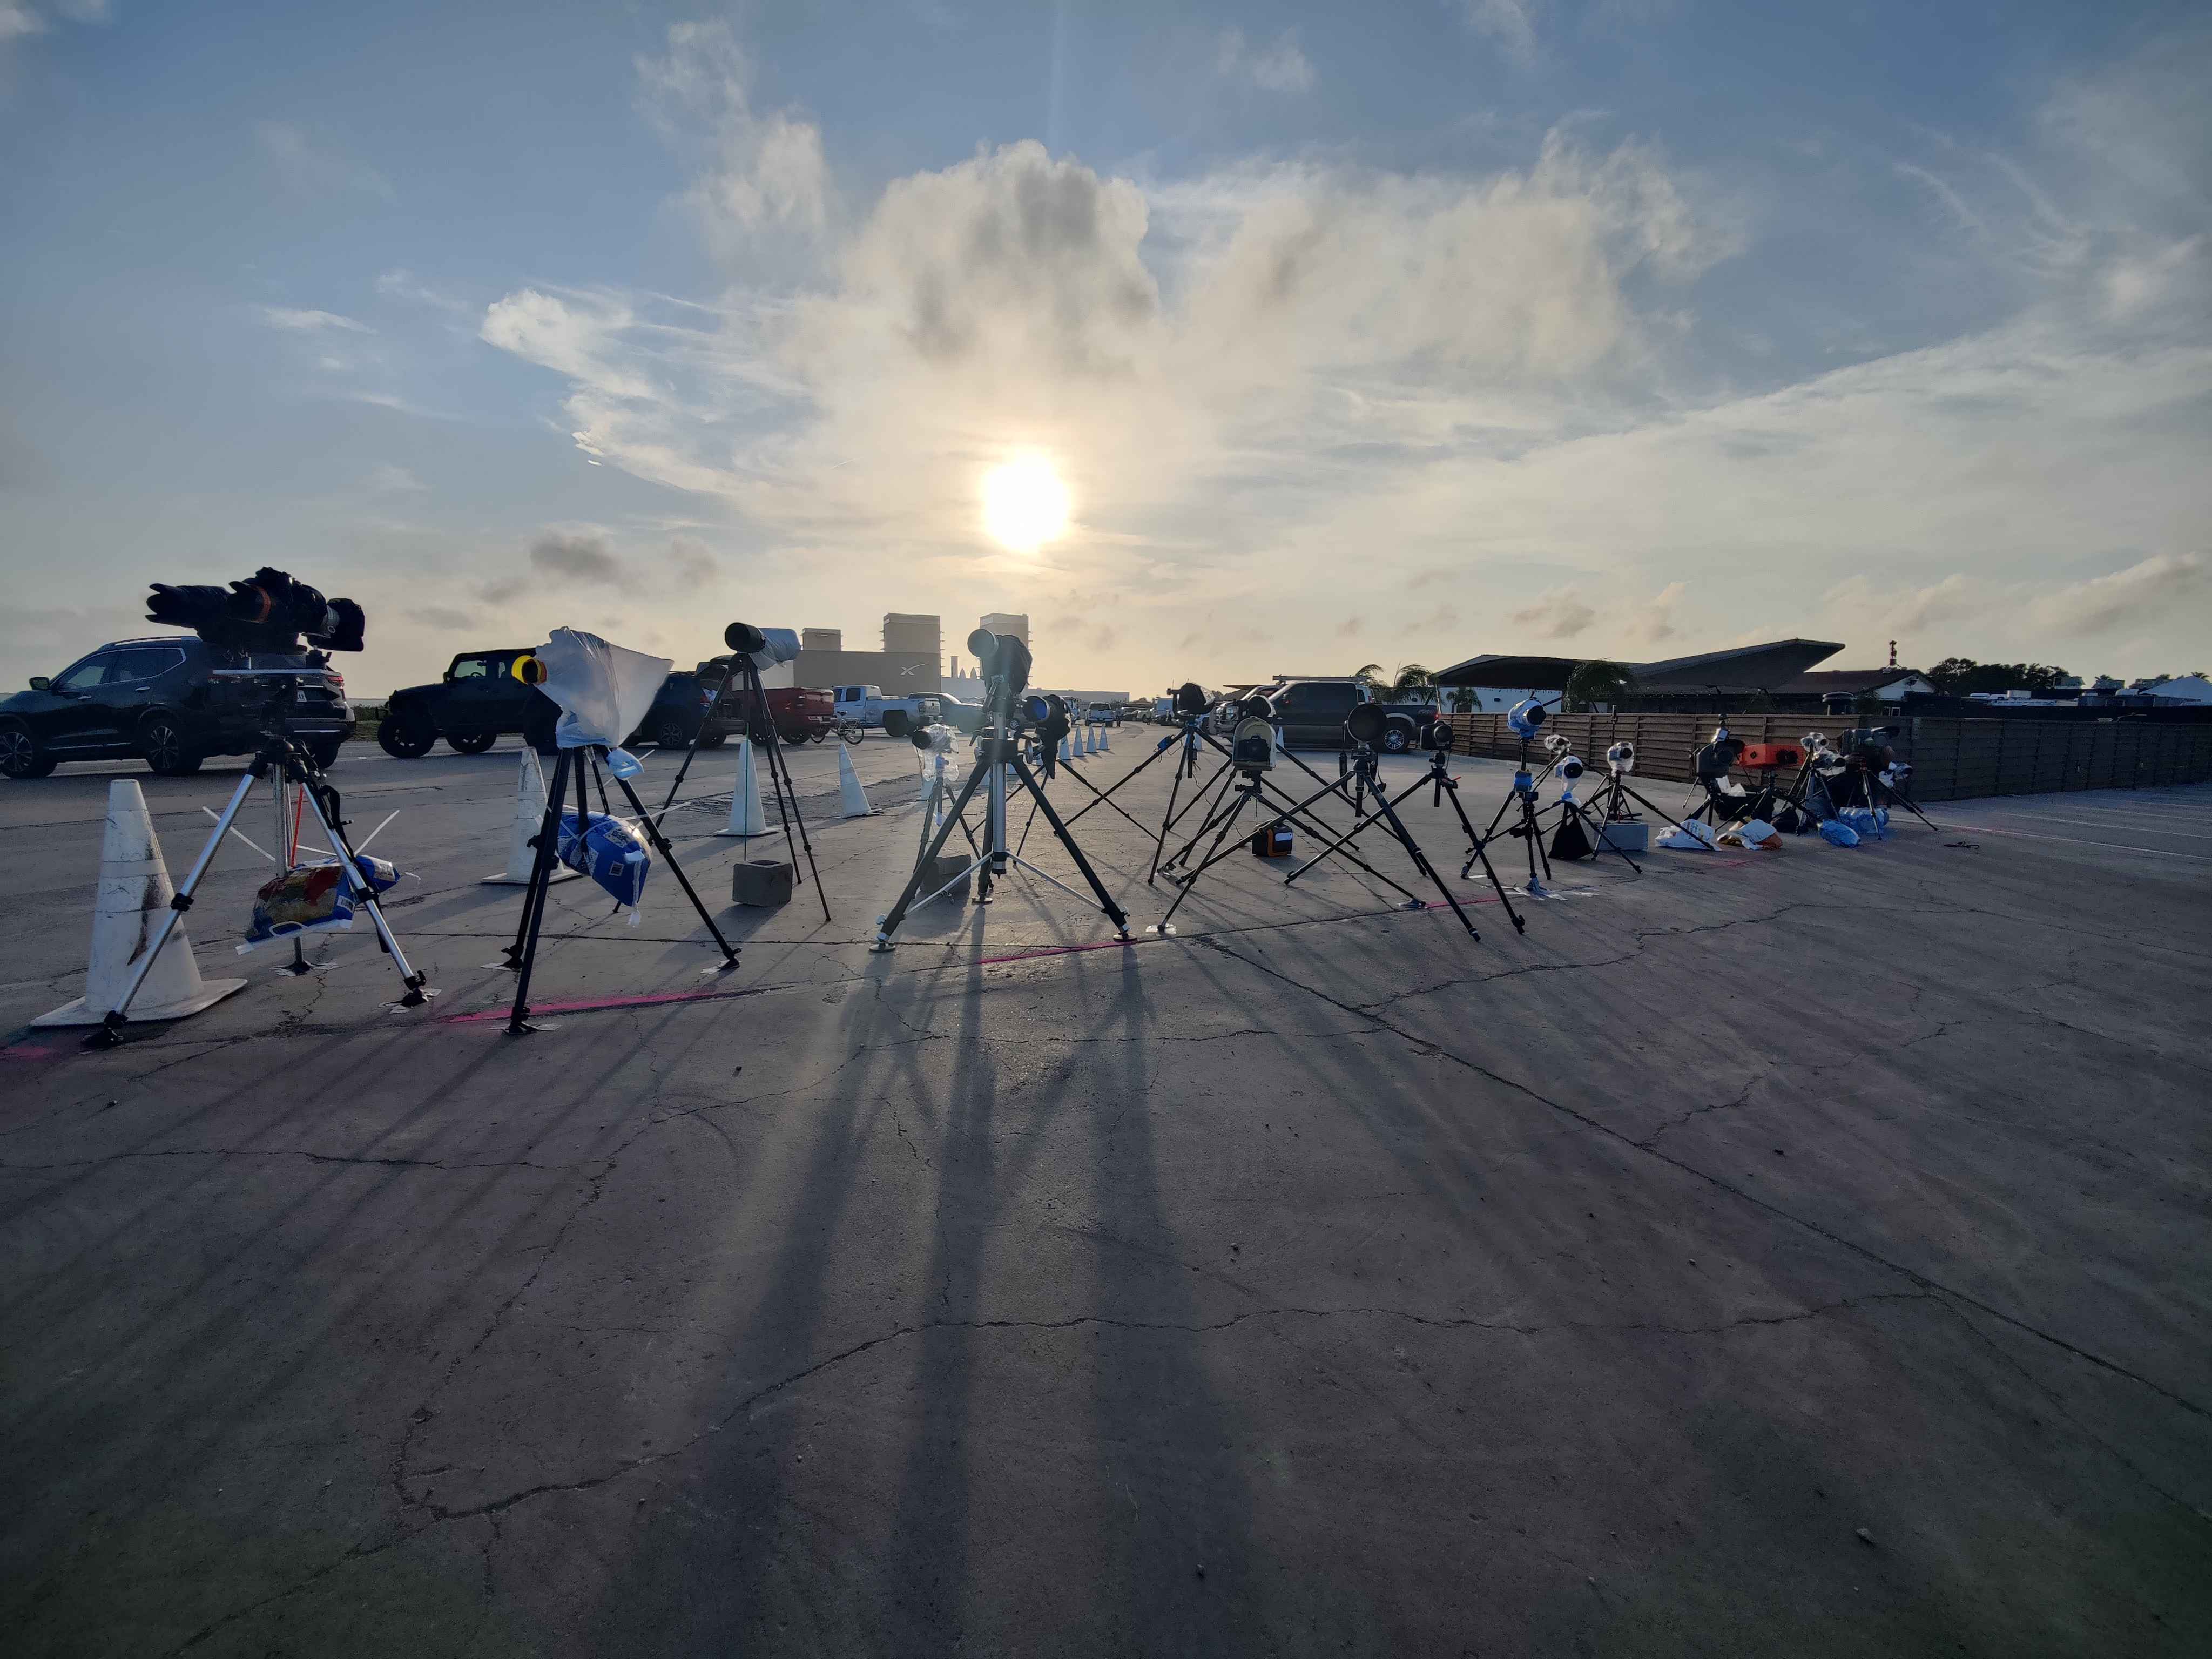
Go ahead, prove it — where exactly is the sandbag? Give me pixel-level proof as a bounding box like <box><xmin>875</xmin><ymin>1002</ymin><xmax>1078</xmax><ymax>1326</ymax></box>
<box><xmin>244</xmin><ymin>854</ymin><xmax>402</xmax><ymax>947</ymax></box>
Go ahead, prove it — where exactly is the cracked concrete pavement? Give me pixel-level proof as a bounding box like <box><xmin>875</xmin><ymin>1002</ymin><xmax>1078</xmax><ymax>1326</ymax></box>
<box><xmin>2</xmin><ymin>735</ymin><xmax>2208</xmax><ymax>1655</ymax></box>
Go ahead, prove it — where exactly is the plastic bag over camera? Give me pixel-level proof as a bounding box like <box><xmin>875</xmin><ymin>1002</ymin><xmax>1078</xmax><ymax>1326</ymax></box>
<box><xmin>536</xmin><ymin>629</ymin><xmax>673</xmax><ymax>752</ymax></box>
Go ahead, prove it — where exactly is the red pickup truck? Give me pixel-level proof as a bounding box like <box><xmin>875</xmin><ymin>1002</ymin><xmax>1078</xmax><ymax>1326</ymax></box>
<box><xmin>693</xmin><ymin>660</ymin><xmax>836</xmax><ymax>746</ymax></box>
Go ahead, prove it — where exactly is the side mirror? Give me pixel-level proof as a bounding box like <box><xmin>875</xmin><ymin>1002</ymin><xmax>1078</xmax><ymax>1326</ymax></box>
<box><xmin>29</xmin><ymin>677</ymin><xmax>50</xmax><ymax>690</ymax></box>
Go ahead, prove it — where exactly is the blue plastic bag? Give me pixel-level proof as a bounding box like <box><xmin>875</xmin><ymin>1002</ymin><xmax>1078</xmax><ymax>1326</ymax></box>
<box><xmin>557</xmin><ymin>811</ymin><xmax>651</xmax><ymax>914</ymax></box>
<box><xmin>1819</xmin><ymin>819</ymin><xmax>1861</xmax><ymax>848</ymax></box>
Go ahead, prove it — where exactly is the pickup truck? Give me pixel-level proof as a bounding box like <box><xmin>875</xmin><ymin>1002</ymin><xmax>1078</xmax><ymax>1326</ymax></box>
<box><xmin>832</xmin><ymin>684</ymin><xmax>937</xmax><ymax>733</ymax></box>
<box><xmin>1265</xmin><ymin>680</ymin><xmax>1440</xmax><ymax>753</ymax></box>
<box><xmin>684</xmin><ymin>659</ymin><xmax>836</xmax><ymax>746</ymax></box>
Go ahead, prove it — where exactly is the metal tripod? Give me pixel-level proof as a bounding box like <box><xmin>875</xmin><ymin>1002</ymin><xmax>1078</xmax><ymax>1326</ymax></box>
<box><xmin>86</xmin><ymin>679</ymin><xmax>432</xmax><ymax>1048</ymax></box>
<box><xmin>1467</xmin><ymin>740</ymin><xmax>1555</xmax><ymax>896</ymax></box>
<box><xmin>652</xmin><ymin>652</ymin><xmax>828</xmax><ymax>920</ymax></box>
<box><xmin>503</xmin><ymin>743</ymin><xmax>738</xmax><ymax>1034</ymax></box>
<box><xmin>871</xmin><ymin>700</ymin><xmax>1131</xmax><ymax>952</ymax></box>
<box><xmin>1154</xmin><ymin>743</ymin><xmax>1483</xmax><ymax>940</ymax></box>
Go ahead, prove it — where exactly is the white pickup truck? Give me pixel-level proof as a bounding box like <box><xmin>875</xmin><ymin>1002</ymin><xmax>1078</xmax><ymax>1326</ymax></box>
<box><xmin>835</xmin><ymin>685</ymin><xmax>982</xmax><ymax>738</ymax></box>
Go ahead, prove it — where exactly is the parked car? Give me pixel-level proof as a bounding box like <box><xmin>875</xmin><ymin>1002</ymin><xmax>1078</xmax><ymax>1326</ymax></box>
<box><xmin>1084</xmin><ymin>702</ymin><xmax>1121</xmax><ymax>726</ymax></box>
<box><xmin>684</xmin><ymin>658</ymin><xmax>837</xmax><ymax>746</ymax></box>
<box><xmin>380</xmin><ymin>648</ymin><xmax>553</xmax><ymax>758</ymax></box>
<box><xmin>1265</xmin><ymin>680</ymin><xmax>1440</xmax><ymax>752</ymax></box>
<box><xmin>1</xmin><ymin>635</ymin><xmax>355</xmax><ymax>779</ymax></box>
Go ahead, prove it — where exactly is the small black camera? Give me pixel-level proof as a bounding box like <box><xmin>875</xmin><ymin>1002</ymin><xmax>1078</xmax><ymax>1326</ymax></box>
<box><xmin>146</xmin><ymin>568</ymin><xmax>365</xmax><ymax>655</ymax></box>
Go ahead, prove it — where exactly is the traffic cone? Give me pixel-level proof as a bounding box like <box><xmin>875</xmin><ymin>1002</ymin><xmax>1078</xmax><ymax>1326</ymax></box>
<box><xmin>717</xmin><ymin>738</ymin><xmax>768</xmax><ymax>837</ymax></box>
<box><xmin>837</xmin><ymin>741</ymin><xmax>878</xmax><ymax>818</ymax></box>
<box><xmin>1084</xmin><ymin>724</ymin><xmax>1097</xmax><ymax>756</ymax></box>
<box><xmin>35</xmin><ymin>780</ymin><xmax>248</xmax><ymax>1027</ymax></box>
<box><xmin>1057</xmin><ymin>734</ymin><xmax>1073</xmax><ymax>763</ymax></box>
<box><xmin>1099</xmin><ymin>723</ymin><xmax>1111</xmax><ymax>752</ymax></box>
<box><xmin>483</xmin><ymin>749</ymin><xmax>581</xmax><ymax>885</ymax></box>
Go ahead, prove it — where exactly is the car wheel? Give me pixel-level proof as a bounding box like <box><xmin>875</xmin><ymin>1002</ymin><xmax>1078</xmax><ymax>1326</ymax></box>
<box><xmin>141</xmin><ymin>714</ymin><xmax>203</xmax><ymax>775</ymax></box>
<box><xmin>0</xmin><ymin>721</ymin><xmax>56</xmax><ymax>779</ymax></box>
<box><xmin>308</xmin><ymin>739</ymin><xmax>344</xmax><ymax>770</ymax></box>
<box><xmin>651</xmin><ymin>711</ymin><xmax>693</xmax><ymax>750</ymax></box>
<box><xmin>698</xmin><ymin>731</ymin><xmax>727</xmax><ymax>750</ymax></box>
<box><xmin>446</xmin><ymin>730</ymin><xmax>498</xmax><ymax>755</ymax></box>
<box><xmin>1380</xmin><ymin>724</ymin><xmax>1412</xmax><ymax>754</ymax></box>
<box><xmin>379</xmin><ymin>716</ymin><xmax>437</xmax><ymax>759</ymax></box>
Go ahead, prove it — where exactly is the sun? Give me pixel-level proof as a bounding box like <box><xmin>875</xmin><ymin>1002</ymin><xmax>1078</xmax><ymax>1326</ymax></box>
<box><xmin>981</xmin><ymin>454</ymin><xmax>1070</xmax><ymax>553</ymax></box>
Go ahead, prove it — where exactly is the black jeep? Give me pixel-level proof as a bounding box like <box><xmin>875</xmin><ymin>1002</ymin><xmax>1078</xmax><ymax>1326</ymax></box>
<box><xmin>0</xmin><ymin>636</ymin><xmax>355</xmax><ymax>779</ymax></box>
<box><xmin>379</xmin><ymin>649</ymin><xmax>558</xmax><ymax>758</ymax></box>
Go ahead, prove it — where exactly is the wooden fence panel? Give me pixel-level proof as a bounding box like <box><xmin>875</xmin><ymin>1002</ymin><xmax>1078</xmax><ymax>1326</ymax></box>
<box><xmin>1445</xmin><ymin>710</ymin><xmax>2212</xmax><ymax>802</ymax></box>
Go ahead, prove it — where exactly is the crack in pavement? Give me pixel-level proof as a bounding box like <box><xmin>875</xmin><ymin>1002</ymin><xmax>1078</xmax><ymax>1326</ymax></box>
<box><xmin>1185</xmin><ymin>932</ymin><xmax>2212</xmax><ymax>1441</ymax></box>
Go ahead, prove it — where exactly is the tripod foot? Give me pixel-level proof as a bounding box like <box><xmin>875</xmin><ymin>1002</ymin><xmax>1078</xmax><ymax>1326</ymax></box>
<box><xmin>868</xmin><ymin>936</ymin><xmax>895</xmax><ymax>954</ymax></box>
<box><xmin>504</xmin><ymin>1017</ymin><xmax>556</xmax><ymax>1036</ymax></box>
<box><xmin>1145</xmin><ymin>922</ymin><xmax>1177</xmax><ymax>936</ymax></box>
<box><xmin>1512</xmin><ymin>914</ymin><xmax>1527</xmax><ymax>933</ymax></box>
<box><xmin>699</xmin><ymin>953</ymin><xmax>741</xmax><ymax>975</ymax></box>
<box><xmin>82</xmin><ymin>1015</ymin><xmax>126</xmax><ymax>1051</ymax></box>
<box><xmin>389</xmin><ymin>983</ymin><xmax>437</xmax><ymax>1010</ymax></box>
<box><xmin>1401</xmin><ymin>898</ymin><xmax>1427</xmax><ymax>912</ymax></box>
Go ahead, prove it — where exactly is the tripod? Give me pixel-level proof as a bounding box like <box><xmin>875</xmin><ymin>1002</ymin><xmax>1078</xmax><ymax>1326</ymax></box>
<box><xmin>1833</xmin><ymin>759</ymin><xmax>1941</xmax><ymax>831</ymax></box>
<box><xmin>86</xmin><ymin>675</ymin><xmax>432</xmax><ymax>1048</ymax></box>
<box><xmin>1156</xmin><ymin>741</ymin><xmax>1484</xmax><ymax>939</ymax></box>
<box><xmin>504</xmin><ymin>742</ymin><xmax>739</xmax><ymax>1034</ymax></box>
<box><xmin>871</xmin><ymin>693</ymin><xmax>1131</xmax><ymax>952</ymax></box>
<box><xmin>1584</xmin><ymin>763</ymin><xmax>1702</xmax><ymax>846</ymax></box>
<box><xmin>1285</xmin><ymin>741</ymin><xmax>1525</xmax><ymax>931</ymax></box>
<box><xmin>1468</xmin><ymin>740</ymin><xmax>1555</xmax><ymax>896</ymax></box>
<box><xmin>652</xmin><ymin>650</ymin><xmax>828</xmax><ymax>921</ymax></box>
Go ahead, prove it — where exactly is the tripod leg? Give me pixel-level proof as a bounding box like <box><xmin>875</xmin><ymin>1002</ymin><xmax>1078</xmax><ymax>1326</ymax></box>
<box><xmin>1147</xmin><ymin>754</ymin><xmax>1189</xmax><ymax>881</ymax></box>
<box><xmin>85</xmin><ymin>766</ymin><xmax>262</xmax><ymax>1046</ymax></box>
<box><xmin>1367</xmin><ymin>791</ymin><xmax>1480</xmax><ymax>939</ymax></box>
<box><xmin>1159</xmin><ymin>760</ymin><xmax>1240</xmax><ymax>872</ymax></box>
<box><xmin>1442</xmin><ymin>780</ymin><xmax>1525</xmax><ymax>932</ymax></box>
<box><xmin>1576</xmin><ymin>801</ymin><xmax>1640</xmax><ymax>873</ymax></box>
<box><xmin>1062</xmin><ymin>728</ymin><xmax>1178</xmax><ymax>828</ymax></box>
<box><xmin>296</xmin><ymin>771</ymin><xmax>432</xmax><ymax>1002</ymax></box>
<box><xmin>608</xmin><ymin>772</ymin><xmax>740</xmax><ymax>965</ymax></box>
<box><xmin>873</xmin><ymin>750</ymin><xmax>995</xmax><ymax>949</ymax></box>
<box><xmin>1153</xmin><ymin>784</ymin><xmax>1262</xmax><ymax>935</ymax></box>
<box><xmin>1007</xmin><ymin>759</ymin><xmax>1131</xmax><ymax>936</ymax></box>
<box><xmin>506</xmin><ymin>749</ymin><xmax>574</xmax><ymax>1033</ymax></box>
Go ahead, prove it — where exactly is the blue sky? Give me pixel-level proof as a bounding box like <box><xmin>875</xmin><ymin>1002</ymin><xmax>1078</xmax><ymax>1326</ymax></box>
<box><xmin>3</xmin><ymin>1</ymin><xmax>2207</xmax><ymax>696</ymax></box>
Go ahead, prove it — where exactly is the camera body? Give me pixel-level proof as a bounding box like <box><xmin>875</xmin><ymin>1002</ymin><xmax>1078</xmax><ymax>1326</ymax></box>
<box><xmin>1606</xmin><ymin>740</ymin><xmax>1635</xmax><ymax>774</ymax></box>
<box><xmin>1694</xmin><ymin>736</ymin><xmax>1746</xmax><ymax>783</ymax></box>
<box><xmin>146</xmin><ymin>568</ymin><xmax>365</xmax><ymax>655</ymax></box>
<box><xmin>723</xmin><ymin>622</ymin><xmax>800</xmax><ymax>669</ymax></box>
<box><xmin>1507</xmin><ymin>698</ymin><xmax>1548</xmax><ymax>738</ymax></box>
<box><xmin>968</xmin><ymin>628</ymin><xmax>1033</xmax><ymax>699</ymax></box>
<box><xmin>1230</xmin><ymin>714</ymin><xmax>1276</xmax><ymax>772</ymax></box>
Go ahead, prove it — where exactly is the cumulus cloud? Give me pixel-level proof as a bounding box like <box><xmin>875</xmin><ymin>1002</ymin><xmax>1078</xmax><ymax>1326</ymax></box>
<box><xmin>1510</xmin><ymin>587</ymin><xmax>1596</xmax><ymax>639</ymax></box>
<box><xmin>638</xmin><ymin>20</ymin><xmax>831</xmax><ymax>254</ymax></box>
<box><xmin>2027</xmin><ymin>553</ymin><xmax>2209</xmax><ymax>635</ymax></box>
<box><xmin>529</xmin><ymin>531</ymin><xmax>622</xmax><ymax>583</ymax></box>
<box><xmin>1463</xmin><ymin>0</ymin><xmax>1540</xmax><ymax>68</ymax></box>
<box><xmin>1638</xmin><ymin>581</ymin><xmax>1687</xmax><ymax>643</ymax></box>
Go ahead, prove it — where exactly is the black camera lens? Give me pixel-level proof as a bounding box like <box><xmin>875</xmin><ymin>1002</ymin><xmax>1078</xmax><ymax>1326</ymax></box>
<box><xmin>1344</xmin><ymin>703</ymin><xmax>1386</xmax><ymax>745</ymax></box>
<box><xmin>725</xmin><ymin>622</ymin><xmax>767</xmax><ymax>655</ymax></box>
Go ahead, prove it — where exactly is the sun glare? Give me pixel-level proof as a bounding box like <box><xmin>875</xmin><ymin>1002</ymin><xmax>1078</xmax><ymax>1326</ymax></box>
<box><xmin>981</xmin><ymin>455</ymin><xmax>1070</xmax><ymax>553</ymax></box>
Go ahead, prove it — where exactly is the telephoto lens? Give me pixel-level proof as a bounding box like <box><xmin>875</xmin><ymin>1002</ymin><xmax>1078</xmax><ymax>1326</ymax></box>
<box><xmin>1606</xmin><ymin>740</ymin><xmax>1635</xmax><ymax>773</ymax></box>
<box><xmin>1507</xmin><ymin>697</ymin><xmax>1548</xmax><ymax>737</ymax></box>
<box><xmin>1174</xmin><ymin>681</ymin><xmax>1207</xmax><ymax>717</ymax></box>
<box><xmin>1557</xmin><ymin>754</ymin><xmax>1585</xmax><ymax>782</ymax></box>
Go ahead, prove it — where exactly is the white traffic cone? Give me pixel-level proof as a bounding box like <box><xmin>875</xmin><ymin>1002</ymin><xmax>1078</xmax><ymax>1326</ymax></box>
<box><xmin>35</xmin><ymin>780</ymin><xmax>248</xmax><ymax>1027</ymax></box>
<box><xmin>838</xmin><ymin>741</ymin><xmax>878</xmax><ymax>818</ymax></box>
<box><xmin>1100</xmin><ymin>723</ymin><xmax>1111</xmax><ymax>752</ymax></box>
<box><xmin>483</xmin><ymin>749</ymin><xmax>581</xmax><ymax>885</ymax></box>
<box><xmin>1057</xmin><ymin>733</ymin><xmax>1073</xmax><ymax>763</ymax></box>
<box><xmin>717</xmin><ymin>738</ymin><xmax>769</xmax><ymax>838</ymax></box>
<box><xmin>1084</xmin><ymin>724</ymin><xmax>1097</xmax><ymax>756</ymax></box>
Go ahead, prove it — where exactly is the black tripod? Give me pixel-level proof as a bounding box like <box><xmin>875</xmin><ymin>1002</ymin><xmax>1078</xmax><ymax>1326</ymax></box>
<box><xmin>1584</xmin><ymin>762</ymin><xmax>1701</xmax><ymax>846</ymax></box>
<box><xmin>504</xmin><ymin>743</ymin><xmax>738</xmax><ymax>1034</ymax></box>
<box><xmin>651</xmin><ymin>651</ymin><xmax>828</xmax><ymax>921</ymax></box>
<box><xmin>1155</xmin><ymin>740</ymin><xmax>1484</xmax><ymax>939</ymax></box>
<box><xmin>1832</xmin><ymin>757</ymin><xmax>1941</xmax><ymax>831</ymax></box>
<box><xmin>86</xmin><ymin>674</ymin><xmax>433</xmax><ymax>1047</ymax></box>
<box><xmin>1286</xmin><ymin>740</ymin><xmax>1525</xmax><ymax>932</ymax></box>
<box><xmin>871</xmin><ymin>693</ymin><xmax>1131</xmax><ymax>952</ymax></box>
<box><xmin>1467</xmin><ymin>741</ymin><xmax>1555</xmax><ymax>896</ymax></box>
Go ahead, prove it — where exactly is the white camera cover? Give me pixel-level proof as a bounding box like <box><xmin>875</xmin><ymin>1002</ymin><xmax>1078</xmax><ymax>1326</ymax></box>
<box><xmin>536</xmin><ymin>628</ymin><xmax>673</xmax><ymax>751</ymax></box>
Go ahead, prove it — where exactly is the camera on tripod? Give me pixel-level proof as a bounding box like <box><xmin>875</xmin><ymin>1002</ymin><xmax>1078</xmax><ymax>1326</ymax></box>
<box><xmin>146</xmin><ymin>568</ymin><xmax>366</xmax><ymax>656</ymax></box>
<box><xmin>969</xmin><ymin>628</ymin><xmax>1033</xmax><ymax>699</ymax></box>
<box><xmin>1836</xmin><ymin>725</ymin><xmax>1897</xmax><ymax>770</ymax></box>
<box><xmin>1606</xmin><ymin>740</ymin><xmax>1635</xmax><ymax>774</ymax></box>
<box><xmin>1507</xmin><ymin>698</ymin><xmax>1548</xmax><ymax>738</ymax></box>
<box><xmin>1694</xmin><ymin>729</ymin><xmax>1746</xmax><ymax>782</ymax></box>
<box><xmin>1173</xmin><ymin>681</ymin><xmax>1208</xmax><ymax>719</ymax></box>
<box><xmin>1229</xmin><ymin>695</ymin><xmax>1276</xmax><ymax>773</ymax></box>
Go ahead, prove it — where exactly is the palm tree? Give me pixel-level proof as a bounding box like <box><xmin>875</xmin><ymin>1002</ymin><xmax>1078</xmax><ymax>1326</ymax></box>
<box><xmin>1351</xmin><ymin>663</ymin><xmax>1385</xmax><ymax>694</ymax></box>
<box><xmin>1447</xmin><ymin>685</ymin><xmax>1477</xmax><ymax>713</ymax></box>
<box><xmin>1390</xmin><ymin>662</ymin><xmax>1434</xmax><ymax>698</ymax></box>
<box><xmin>1563</xmin><ymin>659</ymin><xmax>1636</xmax><ymax>713</ymax></box>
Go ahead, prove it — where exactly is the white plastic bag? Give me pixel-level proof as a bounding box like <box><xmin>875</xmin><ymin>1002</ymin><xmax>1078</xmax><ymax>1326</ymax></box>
<box><xmin>1657</xmin><ymin>819</ymin><xmax>1718</xmax><ymax>851</ymax></box>
<box><xmin>536</xmin><ymin>629</ymin><xmax>672</xmax><ymax>752</ymax></box>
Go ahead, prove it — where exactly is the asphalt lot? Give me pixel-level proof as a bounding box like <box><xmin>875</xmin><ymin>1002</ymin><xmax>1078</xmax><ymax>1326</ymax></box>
<box><xmin>2</xmin><ymin>730</ymin><xmax>2208</xmax><ymax>1656</ymax></box>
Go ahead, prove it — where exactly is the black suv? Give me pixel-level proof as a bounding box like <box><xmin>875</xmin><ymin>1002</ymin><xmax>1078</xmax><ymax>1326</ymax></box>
<box><xmin>379</xmin><ymin>649</ymin><xmax>558</xmax><ymax>758</ymax></box>
<box><xmin>0</xmin><ymin>636</ymin><xmax>355</xmax><ymax>779</ymax></box>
